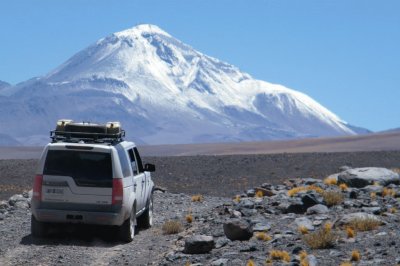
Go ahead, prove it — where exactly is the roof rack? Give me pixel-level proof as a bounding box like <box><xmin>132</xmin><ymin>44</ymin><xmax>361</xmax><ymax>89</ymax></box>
<box><xmin>50</xmin><ymin>120</ymin><xmax>125</xmax><ymax>145</ymax></box>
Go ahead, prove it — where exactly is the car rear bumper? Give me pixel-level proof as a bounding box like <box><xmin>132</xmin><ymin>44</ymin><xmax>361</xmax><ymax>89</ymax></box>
<box><xmin>32</xmin><ymin>208</ymin><xmax>125</xmax><ymax>226</ymax></box>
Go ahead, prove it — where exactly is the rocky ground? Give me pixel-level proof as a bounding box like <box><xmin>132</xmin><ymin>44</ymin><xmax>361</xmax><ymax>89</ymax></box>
<box><xmin>1</xmin><ymin>166</ymin><xmax>400</xmax><ymax>265</ymax></box>
<box><xmin>1</xmin><ymin>151</ymin><xmax>400</xmax><ymax>200</ymax></box>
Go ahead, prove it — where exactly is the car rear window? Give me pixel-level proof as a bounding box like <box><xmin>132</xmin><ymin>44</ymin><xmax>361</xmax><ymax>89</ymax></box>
<box><xmin>43</xmin><ymin>150</ymin><xmax>112</xmax><ymax>187</ymax></box>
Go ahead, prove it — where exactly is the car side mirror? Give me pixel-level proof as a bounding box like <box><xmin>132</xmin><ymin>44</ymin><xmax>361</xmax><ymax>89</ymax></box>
<box><xmin>144</xmin><ymin>163</ymin><xmax>155</xmax><ymax>172</ymax></box>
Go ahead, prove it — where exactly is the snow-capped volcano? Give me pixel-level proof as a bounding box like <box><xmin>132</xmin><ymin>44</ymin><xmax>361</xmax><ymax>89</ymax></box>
<box><xmin>0</xmin><ymin>24</ymin><xmax>360</xmax><ymax>145</ymax></box>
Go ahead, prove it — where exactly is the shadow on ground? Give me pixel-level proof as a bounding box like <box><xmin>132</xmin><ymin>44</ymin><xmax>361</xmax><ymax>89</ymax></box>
<box><xmin>19</xmin><ymin>223</ymin><xmax>139</xmax><ymax>247</ymax></box>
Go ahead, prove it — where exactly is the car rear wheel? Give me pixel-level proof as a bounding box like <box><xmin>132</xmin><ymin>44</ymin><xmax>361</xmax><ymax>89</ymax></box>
<box><xmin>119</xmin><ymin>207</ymin><xmax>136</xmax><ymax>242</ymax></box>
<box><xmin>31</xmin><ymin>215</ymin><xmax>47</xmax><ymax>237</ymax></box>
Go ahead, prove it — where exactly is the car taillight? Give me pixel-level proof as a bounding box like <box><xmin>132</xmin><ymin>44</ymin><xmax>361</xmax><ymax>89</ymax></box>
<box><xmin>33</xmin><ymin>174</ymin><xmax>43</xmax><ymax>201</ymax></box>
<box><xmin>112</xmin><ymin>179</ymin><xmax>123</xmax><ymax>205</ymax></box>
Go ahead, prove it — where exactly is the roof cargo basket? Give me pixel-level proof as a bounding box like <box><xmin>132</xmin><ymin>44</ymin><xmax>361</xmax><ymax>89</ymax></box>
<box><xmin>51</xmin><ymin>120</ymin><xmax>125</xmax><ymax>144</ymax></box>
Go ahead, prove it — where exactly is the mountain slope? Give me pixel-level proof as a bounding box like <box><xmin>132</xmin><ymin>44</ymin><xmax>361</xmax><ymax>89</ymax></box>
<box><xmin>0</xmin><ymin>80</ymin><xmax>10</xmax><ymax>90</ymax></box>
<box><xmin>0</xmin><ymin>24</ymin><xmax>359</xmax><ymax>145</ymax></box>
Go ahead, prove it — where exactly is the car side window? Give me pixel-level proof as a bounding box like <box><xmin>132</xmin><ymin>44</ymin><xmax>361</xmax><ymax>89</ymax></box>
<box><xmin>116</xmin><ymin>147</ymin><xmax>131</xmax><ymax>177</ymax></box>
<box><xmin>133</xmin><ymin>147</ymin><xmax>144</xmax><ymax>173</ymax></box>
<box><xmin>128</xmin><ymin>149</ymin><xmax>138</xmax><ymax>175</ymax></box>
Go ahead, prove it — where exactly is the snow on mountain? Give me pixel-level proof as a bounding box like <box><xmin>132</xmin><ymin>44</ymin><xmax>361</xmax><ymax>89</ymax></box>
<box><xmin>0</xmin><ymin>24</ymin><xmax>361</xmax><ymax>145</ymax></box>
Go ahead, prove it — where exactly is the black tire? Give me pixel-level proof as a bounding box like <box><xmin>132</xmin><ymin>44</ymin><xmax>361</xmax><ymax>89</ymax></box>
<box><xmin>138</xmin><ymin>194</ymin><xmax>153</xmax><ymax>229</ymax></box>
<box><xmin>31</xmin><ymin>215</ymin><xmax>46</xmax><ymax>237</ymax></box>
<box><xmin>119</xmin><ymin>207</ymin><xmax>136</xmax><ymax>242</ymax></box>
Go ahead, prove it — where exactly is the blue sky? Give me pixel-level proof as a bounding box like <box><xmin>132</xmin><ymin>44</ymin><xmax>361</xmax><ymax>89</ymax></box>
<box><xmin>0</xmin><ymin>0</ymin><xmax>399</xmax><ymax>132</ymax></box>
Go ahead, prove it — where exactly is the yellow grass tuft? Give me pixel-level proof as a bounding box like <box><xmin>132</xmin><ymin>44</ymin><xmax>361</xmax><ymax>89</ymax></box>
<box><xmin>246</xmin><ymin>259</ymin><xmax>256</xmax><ymax>266</ymax></box>
<box><xmin>382</xmin><ymin>187</ymin><xmax>396</xmax><ymax>197</ymax></box>
<box><xmin>269</xmin><ymin>250</ymin><xmax>290</xmax><ymax>262</ymax></box>
<box><xmin>347</xmin><ymin>217</ymin><xmax>380</xmax><ymax>232</ymax></box>
<box><xmin>321</xmin><ymin>191</ymin><xmax>344</xmax><ymax>206</ymax></box>
<box><xmin>370</xmin><ymin>192</ymin><xmax>376</xmax><ymax>200</ymax></box>
<box><xmin>346</xmin><ymin>227</ymin><xmax>356</xmax><ymax>238</ymax></box>
<box><xmin>299</xmin><ymin>250</ymin><xmax>309</xmax><ymax>266</ymax></box>
<box><xmin>288</xmin><ymin>185</ymin><xmax>324</xmax><ymax>197</ymax></box>
<box><xmin>233</xmin><ymin>195</ymin><xmax>241</xmax><ymax>203</ymax></box>
<box><xmin>389</xmin><ymin>207</ymin><xmax>397</xmax><ymax>214</ymax></box>
<box><xmin>372</xmin><ymin>181</ymin><xmax>380</xmax><ymax>186</ymax></box>
<box><xmin>298</xmin><ymin>225</ymin><xmax>309</xmax><ymax>235</ymax></box>
<box><xmin>299</xmin><ymin>250</ymin><xmax>308</xmax><ymax>260</ymax></box>
<box><xmin>340</xmin><ymin>263</ymin><xmax>352</xmax><ymax>266</ymax></box>
<box><xmin>185</xmin><ymin>262</ymin><xmax>191</xmax><ymax>266</ymax></box>
<box><xmin>185</xmin><ymin>214</ymin><xmax>193</xmax><ymax>223</ymax></box>
<box><xmin>303</xmin><ymin>222</ymin><xmax>336</xmax><ymax>249</ymax></box>
<box><xmin>255</xmin><ymin>232</ymin><xmax>272</xmax><ymax>241</ymax></box>
<box><xmin>255</xmin><ymin>190</ymin><xmax>264</xmax><ymax>198</ymax></box>
<box><xmin>324</xmin><ymin>176</ymin><xmax>337</xmax><ymax>185</ymax></box>
<box><xmin>339</xmin><ymin>183</ymin><xmax>348</xmax><ymax>191</ymax></box>
<box><xmin>191</xmin><ymin>194</ymin><xmax>203</xmax><ymax>202</ymax></box>
<box><xmin>162</xmin><ymin>220</ymin><xmax>183</xmax><ymax>235</ymax></box>
<box><xmin>351</xmin><ymin>250</ymin><xmax>361</xmax><ymax>261</ymax></box>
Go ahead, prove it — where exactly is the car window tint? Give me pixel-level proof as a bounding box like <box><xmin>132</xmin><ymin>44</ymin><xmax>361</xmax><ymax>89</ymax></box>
<box><xmin>43</xmin><ymin>150</ymin><xmax>112</xmax><ymax>187</ymax></box>
<box><xmin>133</xmin><ymin>147</ymin><xmax>144</xmax><ymax>173</ymax></box>
<box><xmin>116</xmin><ymin>147</ymin><xmax>132</xmax><ymax>177</ymax></box>
<box><xmin>128</xmin><ymin>149</ymin><xmax>138</xmax><ymax>175</ymax></box>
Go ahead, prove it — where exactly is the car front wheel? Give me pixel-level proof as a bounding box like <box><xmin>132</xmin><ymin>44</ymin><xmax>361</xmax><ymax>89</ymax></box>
<box><xmin>138</xmin><ymin>194</ymin><xmax>153</xmax><ymax>229</ymax></box>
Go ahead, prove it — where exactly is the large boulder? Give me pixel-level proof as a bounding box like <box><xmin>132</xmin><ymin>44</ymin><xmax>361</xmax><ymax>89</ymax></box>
<box><xmin>338</xmin><ymin>212</ymin><xmax>383</xmax><ymax>227</ymax></box>
<box><xmin>184</xmin><ymin>235</ymin><xmax>215</xmax><ymax>254</ymax></box>
<box><xmin>338</xmin><ymin>167</ymin><xmax>400</xmax><ymax>188</ymax></box>
<box><xmin>223</xmin><ymin>219</ymin><xmax>253</xmax><ymax>241</ymax></box>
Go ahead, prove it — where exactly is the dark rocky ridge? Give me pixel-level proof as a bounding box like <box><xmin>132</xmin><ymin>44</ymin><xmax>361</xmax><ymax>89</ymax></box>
<box><xmin>1</xmin><ymin>151</ymin><xmax>400</xmax><ymax>200</ymax></box>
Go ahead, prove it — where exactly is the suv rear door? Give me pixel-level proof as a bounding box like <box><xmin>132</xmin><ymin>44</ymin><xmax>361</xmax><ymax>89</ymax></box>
<box><xmin>128</xmin><ymin>148</ymin><xmax>146</xmax><ymax>212</ymax></box>
<box><xmin>41</xmin><ymin>146</ymin><xmax>113</xmax><ymax>209</ymax></box>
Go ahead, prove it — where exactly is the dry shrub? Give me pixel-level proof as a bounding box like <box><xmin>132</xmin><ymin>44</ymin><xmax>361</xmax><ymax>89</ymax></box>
<box><xmin>246</xmin><ymin>259</ymin><xmax>256</xmax><ymax>266</ymax></box>
<box><xmin>303</xmin><ymin>222</ymin><xmax>337</xmax><ymax>249</ymax></box>
<box><xmin>389</xmin><ymin>207</ymin><xmax>397</xmax><ymax>214</ymax></box>
<box><xmin>339</xmin><ymin>183</ymin><xmax>348</xmax><ymax>191</ymax></box>
<box><xmin>299</xmin><ymin>250</ymin><xmax>308</xmax><ymax>260</ymax></box>
<box><xmin>324</xmin><ymin>176</ymin><xmax>337</xmax><ymax>185</ymax></box>
<box><xmin>370</xmin><ymin>192</ymin><xmax>376</xmax><ymax>200</ymax></box>
<box><xmin>340</xmin><ymin>263</ymin><xmax>352</xmax><ymax>266</ymax></box>
<box><xmin>288</xmin><ymin>185</ymin><xmax>324</xmax><ymax>197</ymax></box>
<box><xmin>162</xmin><ymin>220</ymin><xmax>183</xmax><ymax>235</ymax></box>
<box><xmin>255</xmin><ymin>232</ymin><xmax>272</xmax><ymax>241</ymax></box>
<box><xmin>185</xmin><ymin>262</ymin><xmax>191</xmax><ymax>266</ymax></box>
<box><xmin>298</xmin><ymin>225</ymin><xmax>309</xmax><ymax>235</ymax></box>
<box><xmin>382</xmin><ymin>187</ymin><xmax>396</xmax><ymax>197</ymax></box>
<box><xmin>269</xmin><ymin>250</ymin><xmax>290</xmax><ymax>262</ymax></box>
<box><xmin>346</xmin><ymin>227</ymin><xmax>356</xmax><ymax>238</ymax></box>
<box><xmin>321</xmin><ymin>191</ymin><xmax>344</xmax><ymax>206</ymax></box>
<box><xmin>233</xmin><ymin>195</ymin><xmax>241</xmax><ymax>203</ymax></box>
<box><xmin>347</xmin><ymin>217</ymin><xmax>380</xmax><ymax>232</ymax></box>
<box><xmin>255</xmin><ymin>190</ymin><xmax>264</xmax><ymax>198</ymax></box>
<box><xmin>351</xmin><ymin>250</ymin><xmax>361</xmax><ymax>261</ymax></box>
<box><xmin>191</xmin><ymin>194</ymin><xmax>203</xmax><ymax>202</ymax></box>
<box><xmin>299</xmin><ymin>250</ymin><xmax>309</xmax><ymax>266</ymax></box>
<box><xmin>185</xmin><ymin>214</ymin><xmax>193</xmax><ymax>223</ymax></box>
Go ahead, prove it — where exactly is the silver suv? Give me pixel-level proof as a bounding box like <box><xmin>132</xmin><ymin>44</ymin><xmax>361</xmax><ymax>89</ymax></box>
<box><xmin>31</xmin><ymin>120</ymin><xmax>155</xmax><ymax>242</ymax></box>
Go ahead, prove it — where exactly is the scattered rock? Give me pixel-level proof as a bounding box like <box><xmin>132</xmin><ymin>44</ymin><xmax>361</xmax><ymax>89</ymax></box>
<box><xmin>338</xmin><ymin>167</ymin><xmax>400</xmax><ymax>188</ymax></box>
<box><xmin>8</xmin><ymin>194</ymin><xmax>28</xmax><ymax>206</ymax></box>
<box><xmin>184</xmin><ymin>235</ymin><xmax>215</xmax><ymax>254</ymax></box>
<box><xmin>306</xmin><ymin>204</ymin><xmax>329</xmax><ymax>215</ymax></box>
<box><xmin>294</xmin><ymin>217</ymin><xmax>314</xmax><ymax>231</ymax></box>
<box><xmin>223</xmin><ymin>219</ymin><xmax>253</xmax><ymax>241</ymax></box>
<box><xmin>211</xmin><ymin>258</ymin><xmax>229</xmax><ymax>266</ymax></box>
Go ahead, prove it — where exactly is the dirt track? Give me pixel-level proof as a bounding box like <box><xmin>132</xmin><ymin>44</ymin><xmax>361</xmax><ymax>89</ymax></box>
<box><xmin>1</xmin><ymin>151</ymin><xmax>400</xmax><ymax>200</ymax></box>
